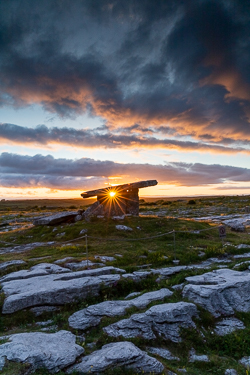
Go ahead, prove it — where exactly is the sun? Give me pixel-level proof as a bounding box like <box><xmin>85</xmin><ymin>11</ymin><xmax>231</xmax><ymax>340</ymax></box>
<box><xmin>109</xmin><ymin>191</ymin><xmax>116</xmax><ymax>198</ymax></box>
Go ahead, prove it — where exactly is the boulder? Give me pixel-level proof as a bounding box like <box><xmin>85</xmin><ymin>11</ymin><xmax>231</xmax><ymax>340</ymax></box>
<box><xmin>214</xmin><ymin>318</ymin><xmax>245</xmax><ymax>336</ymax></box>
<box><xmin>0</xmin><ymin>330</ymin><xmax>84</xmax><ymax>372</ymax></box>
<box><xmin>94</xmin><ymin>255</ymin><xmax>115</xmax><ymax>262</ymax></box>
<box><xmin>1</xmin><ymin>266</ymin><xmax>125</xmax><ymax>314</ymax></box>
<box><xmin>67</xmin><ymin>341</ymin><xmax>164</xmax><ymax>374</ymax></box>
<box><xmin>33</xmin><ymin>211</ymin><xmax>78</xmax><ymax>226</ymax></box>
<box><xmin>239</xmin><ymin>356</ymin><xmax>250</xmax><ymax>368</ymax></box>
<box><xmin>224</xmin><ymin>219</ymin><xmax>245</xmax><ymax>232</ymax></box>
<box><xmin>116</xmin><ymin>225</ymin><xmax>133</xmax><ymax>231</ymax></box>
<box><xmin>79</xmin><ymin>229</ymin><xmax>88</xmax><ymax>235</ymax></box>
<box><xmin>112</xmin><ymin>215</ymin><xmax>126</xmax><ymax>220</ymax></box>
<box><xmin>183</xmin><ymin>269</ymin><xmax>250</xmax><ymax>317</ymax></box>
<box><xmin>103</xmin><ymin>302</ymin><xmax>198</xmax><ymax>342</ymax></box>
<box><xmin>189</xmin><ymin>348</ymin><xmax>209</xmax><ymax>363</ymax></box>
<box><xmin>68</xmin><ymin>288</ymin><xmax>173</xmax><ymax>330</ymax></box>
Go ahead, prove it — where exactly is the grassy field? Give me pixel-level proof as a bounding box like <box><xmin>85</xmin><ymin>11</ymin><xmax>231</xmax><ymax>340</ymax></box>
<box><xmin>0</xmin><ymin>195</ymin><xmax>250</xmax><ymax>374</ymax></box>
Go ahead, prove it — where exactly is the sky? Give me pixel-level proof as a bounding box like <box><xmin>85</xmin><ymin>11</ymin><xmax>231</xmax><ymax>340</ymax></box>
<box><xmin>0</xmin><ymin>0</ymin><xmax>250</xmax><ymax>199</ymax></box>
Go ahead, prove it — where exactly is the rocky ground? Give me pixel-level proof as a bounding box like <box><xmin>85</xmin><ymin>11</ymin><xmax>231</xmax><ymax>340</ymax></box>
<box><xmin>0</xmin><ymin>196</ymin><xmax>250</xmax><ymax>374</ymax></box>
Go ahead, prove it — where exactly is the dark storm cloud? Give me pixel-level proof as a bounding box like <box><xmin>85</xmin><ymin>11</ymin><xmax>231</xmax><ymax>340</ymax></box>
<box><xmin>0</xmin><ymin>0</ymin><xmax>249</xmax><ymax>143</ymax></box>
<box><xmin>1</xmin><ymin>123</ymin><xmax>249</xmax><ymax>154</ymax></box>
<box><xmin>1</xmin><ymin>152</ymin><xmax>250</xmax><ymax>190</ymax></box>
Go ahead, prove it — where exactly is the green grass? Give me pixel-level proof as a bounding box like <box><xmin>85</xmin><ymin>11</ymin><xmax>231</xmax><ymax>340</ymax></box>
<box><xmin>1</xmin><ymin>196</ymin><xmax>250</xmax><ymax>374</ymax></box>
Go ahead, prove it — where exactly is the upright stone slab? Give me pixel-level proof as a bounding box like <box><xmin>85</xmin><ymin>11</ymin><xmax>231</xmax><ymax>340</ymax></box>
<box><xmin>81</xmin><ymin>180</ymin><xmax>157</xmax><ymax>217</ymax></box>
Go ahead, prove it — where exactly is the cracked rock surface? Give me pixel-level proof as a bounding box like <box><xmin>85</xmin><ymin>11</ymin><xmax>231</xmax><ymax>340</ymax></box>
<box><xmin>214</xmin><ymin>318</ymin><xmax>245</xmax><ymax>336</ymax></box>
<box><xmin>0</xmin><ymin>262</ymin><xmax>70</xmax><ymax>283</ymax></box>
<box><xmin>183</xmin><ymin>269</ymin><xmax>250</xmax><ymax>317</ymax></box>
<box><xmin>0</xmin><ymin>330</ymin><xmax>84</xmax><ymax>372</ymax></box>
<box><xmin>67</xmin><ymin>341</ymin><xmax>164</xmax><ymax>374</ymax></box>
<box><xmin>68</xmin><ymin>288</ymin><xmax>173</xmax><ymax>330</ymax></box>
<box><xmin>103</xmin><ymin>302</ymin><xmax>198</xmax><ymax>342</ymax></box>
<box><xmin>1</xmin><ymin>266</ymin><xmax>124</xmax><ymax>314</ymax></box>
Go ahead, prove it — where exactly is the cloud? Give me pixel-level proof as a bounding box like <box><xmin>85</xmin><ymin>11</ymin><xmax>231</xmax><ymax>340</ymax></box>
<box><xmin>1</xmin><ymin>152</ymin><xmax>250</xmax><ymax>190</ymax></box>
<box><xmin>0</xmin><ymin>123</ymin><xmax>250</xmax><ymax>154</ymax></box>
<box><xmin>214</xmin><ymin>186</ymin><xmax>250</xmax><ymax>190</ymax></box>
<box><xmin>0</xmin><ymin>0</ymin><xmax>249</xmax><ymax>145</ymax></box>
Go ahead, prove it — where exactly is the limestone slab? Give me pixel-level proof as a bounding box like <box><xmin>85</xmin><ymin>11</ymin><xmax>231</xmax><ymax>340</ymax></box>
<box><xmin>183</xmin><ymin>269</ymin><xmax>250</xmax><ymax>317</ymax></box>
<box><xmin>0</xmin><ymin>260</ymin><xmax>26</xmax><ymax>271</ymax></box>
<box><xmin>0</xmin><ymin>262</ymin><xmax>70</xmax><ymax>283</ymax></box>
<box><xmin>0</xmin><ymin>330</ymin><xmax>84</xmax><ymax>372</ymax></box>
<box><xmin>68</xmin><ymin>288</ymin><xmax>173</xmax><ymax>330</ymax></box>
<box><xmin>223</xmin><ymin>219</ymin><xmax>245</xmax><ymax>232</ymax></box>
<box><xmin>214</xmin><ymin>318</ymin><xmax>245</xmax><ymax>336</ymax></box>
<box><xmin>67</xmin><ymin>341</ymin><xmax>164</xmax><ymax>374</ymax></box>
<box><xmin>1</xmin><ymin>267</ymin><xmax>124</xmax><ymax>314</ymax></box>
<box><xmin>237</xmin><ymin>244</ymin><xmax>250</xmax><ymax>250</ymax></box>
<box><xmin>103</xmin><ymin>302</ymin><xmax>198</xmax><ymax>342</ymax></box>
<box><xmin>54</xmin><ymin>257</ymin><xmax>75</xmax><ymax>264</ymax></box>
<box><xmin>94</xmin><ymin>255</ymin><xmax>115</xmax><ymax>262</ymax></box>
<box><xmin>33</xmin><ymin>211</ymin><xmax>78</xmax><ymax>226</ymax></box>
<box><xmin>146</xmin><ymin>347</ymin><xmax>180</xmax><ymax>361</ymax></box>
<box><xmin>0</xmin><ymin>241</ymin><xmax>56</xmax><ymax>255</ymax></box>
<box><xmin>64</xmin><ymin>260</ymin><xmax>101</xmax><ymax>270</ymax></box>
<box><xmin>234</xmin><ymin>252</ymin><xmax>250</xmax><ymax>259</ymax></box>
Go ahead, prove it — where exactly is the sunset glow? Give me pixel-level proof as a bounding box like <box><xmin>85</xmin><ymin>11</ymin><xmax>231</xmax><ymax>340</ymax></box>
<box><xmin>0</xmin><ymin>1</ymin><xmax>250</xmax><ymax>199</ymax></box>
